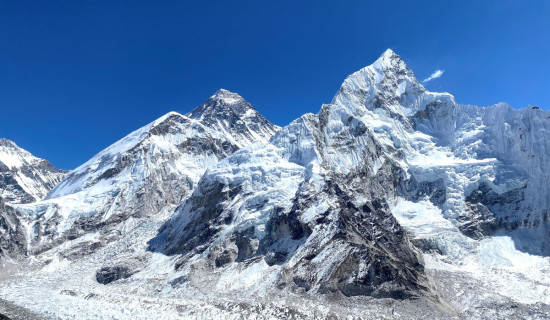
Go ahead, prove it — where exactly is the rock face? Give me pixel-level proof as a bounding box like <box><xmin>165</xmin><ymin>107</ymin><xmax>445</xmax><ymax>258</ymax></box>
<box><xmin>0</xmin><ymin>198</ymin><xmax>27</xmax><ymax>257</ymax></box>
<box><xmin>0</xmin><ymin>139</ymin><xmax>66</xmax><ymax>204</ymax></box>
<box><xmin>10</xmin><ymin>91</ymin><xmax>279</xmax><ymax>258</ymax></box>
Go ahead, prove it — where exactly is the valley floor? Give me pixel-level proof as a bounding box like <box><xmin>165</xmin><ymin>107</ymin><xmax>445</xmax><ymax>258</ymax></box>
<box><xmin>0</xmin><ymin>206</ymin><xmax>449</xmax><ymax>320</ymax></box>
<box><xmin>1</xmin><ymin>205</ymin><xmax>550</xmax><ymax>319</ymax></box>
<box><xmin>0</xmin><ymin>298</ymin><xmax>50</xmax><ymax>320</ymax></box>
<box><xmin>2</xmin><ymin>252</ymin><xmax>550</xmax><ymax>319</ymax></box>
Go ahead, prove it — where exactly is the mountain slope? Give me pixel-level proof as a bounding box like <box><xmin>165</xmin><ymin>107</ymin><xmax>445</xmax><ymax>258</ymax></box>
<box><xmin>12</xmin><ymin>91</ymin><xmax>279</xmax><ymax>257</ymax></box>
<box><xmin>0</xmin><ymin>138</ymin><xmax>66</xmax><ymax>204</ymax></box>
<box><xmin>0</xmin><ymin>139</ymin><xmax>65</xmax><ymax>258</ymax></box>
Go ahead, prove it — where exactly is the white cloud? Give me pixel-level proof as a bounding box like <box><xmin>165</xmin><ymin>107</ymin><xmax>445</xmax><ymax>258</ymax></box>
<box><xmin>422</xmin><ymin>69</ymin><xmax>444</xmax><ymax>83</ymax></box>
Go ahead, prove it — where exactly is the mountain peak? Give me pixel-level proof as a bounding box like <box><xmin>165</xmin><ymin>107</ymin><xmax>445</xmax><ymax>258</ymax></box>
<box><xmin>187</xmin><ymin>89</ymin><xmax>279</xmax><ymax>147</ymax></box>
<box><xmin>0</xmin><ymin>138</ymin><xmax>17</xmax><ymax>148</ymax></box>
<box><xmin>209</xmin><ymin>88</ymin><xmax>245</xmax><ymax>105</ymax></box>
<box><xmin>381</xmin><ymin>48</ymin><xmax>398</xmax><ymax>58</ymax></box>
<box><xmin>188</xmin><ymin>89</ymin><xmax>257</xmax><ymax>120</ymax></box>
<box><xmin>335</xmin><ymin>49</ymin><xmax>413</xmax><ymax>95</ymax></box>
<box><xmin>372</xmin><ymin>48</ymin><xmax>409</xmax><ymax>72</ymax></box>
<box><xmin>0</xmin><ymin>139</ymin><xmax>34</xmax><ymax>169</ymax></box>
<box><xmin>330</xmin><ymin>49</ymin><xmax>454</xmax><ymax>117</ymax></box>
<box><xmin>151</xmin><ymin>111</ymin><xmax>186</xmax><ymax>127</ymax></box>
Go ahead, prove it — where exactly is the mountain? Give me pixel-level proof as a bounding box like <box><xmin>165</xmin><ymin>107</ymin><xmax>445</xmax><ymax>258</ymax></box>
<box><xmin>152</xmin><ymin>49</ymin><xmax>439</xmax><ymax>299</ymax></box>
<box><xmin>0</xmin><ymin>138</ymin><xmax>66</xmax><ymax>204</ymax></box>
<box><xmin>9</xmin><ymin>90</ymin><xmax>279</xmax><ymax>257</ymax></box>
<box><xmin>1</xmin><ymin>51</ymin><xmax>550</xmax><ymax>319</ymax></box>
<box><xmin>0</xmin><ymin>139</ymin><xmax>65</xmax><ymax>258</ymax></box>
<box><xmin>154</xmin><ymin>49</ymin><xmax>550</xmax><ymax>315</ymax></box>
<box><xmin>187</xmin><ymin>89</ymin><xmax>279</xmax><ymax>147</ymax></box>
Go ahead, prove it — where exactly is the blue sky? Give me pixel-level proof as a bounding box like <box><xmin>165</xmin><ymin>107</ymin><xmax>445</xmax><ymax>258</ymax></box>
<box><xmin>1</xmin><ymin>0</ymin><xmax>549</xmax><ymax>169</ymax></box>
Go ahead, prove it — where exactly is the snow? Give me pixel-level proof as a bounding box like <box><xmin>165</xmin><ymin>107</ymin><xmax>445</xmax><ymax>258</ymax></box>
<box><xmin>215</xmin><ymin>259</ymin><xmax>275</xmax><ymax>291</ymax></box>
<box><xmin>167</xmin><ymin>143</ymin><xmax>305</xmax><ymax>246</ymax></box>
<box><xmin>392</xmin><ymin>196</ymin><xmax>550</xmax><ymax>306</ymax></box>
<box><xmin>0</xmin><ymin>150</ymin><xmax>25</xmax><ymax>169</ymax></box>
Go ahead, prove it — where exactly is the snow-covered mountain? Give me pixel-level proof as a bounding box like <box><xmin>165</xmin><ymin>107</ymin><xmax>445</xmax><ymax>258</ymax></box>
<box><xmin>0</xmin><ymin>139</ymin><xmax>65</xmax><ymax>258</ymax></box>
<box><xmin>153</xmin><ymin>49</ymin><xmax>550</xmax><ymax>315</ymax></box>
<box><xmin>187</xmin><ymin>88</ymin><xmax>279</xmax><ymax>147</ymax></box>
<box><xmin>0</xmin><ymin>138</ymin><xmax>66</xmax><ymax>204</ymax></box>
<box><xmin>9</xmin><ymin>90</ymin><xmax>279</xmax><ymax>257</ymax></box>
<box><xmin>1</xmin><ymin>50</ymin><xmax>550</xmax><ymax>319</ymax></box>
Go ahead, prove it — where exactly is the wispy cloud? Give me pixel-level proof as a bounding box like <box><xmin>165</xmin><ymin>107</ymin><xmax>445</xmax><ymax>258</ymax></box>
<box><xmin>422</xmin><ymin>69</ymin><xmax>444</xmax><ymax>83</ymax></box>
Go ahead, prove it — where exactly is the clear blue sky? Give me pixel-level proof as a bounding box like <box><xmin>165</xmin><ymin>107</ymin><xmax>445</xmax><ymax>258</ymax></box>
<box><xmin>1</xmin><ymin>0</ymin><xmax>549</xmax><ymax>169</ymax></box>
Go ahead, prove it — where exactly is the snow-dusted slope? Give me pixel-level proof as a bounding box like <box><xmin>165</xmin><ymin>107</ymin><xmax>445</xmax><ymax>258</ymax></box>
<box><xmin>11</xmin><ymin>91</ymin><xmax>278</xmax><ymax>257</ymax></box>
<box><xmin>0</xmin><ymin>138</ymin><xmax>66</xmax><ymax>204</ymax></box>
<box><xmin>0</xmin><ymin>139</ymin><xmax>66</xmax><ymax>258</ymax></box>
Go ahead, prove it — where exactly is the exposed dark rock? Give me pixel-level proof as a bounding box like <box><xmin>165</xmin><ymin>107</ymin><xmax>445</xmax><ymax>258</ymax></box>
<box><xmin>214</xmin><ymin>250</ymin><xmax>235</xmax><ymax>268</ymax></box>
<box><xmin>294</xmin><ymin>175</ymin><xmax>429</xmax><ymax>299</ymax></box>
<box><xmin>459</xmin><ymin>182</ymin><xmax>526</xmax><ymax>239</ymax></box>
<box><xmin>403</xmin><ymin>177</ymin><xmax>447</xmax><ymax>206</ymax></box>
<box><xmin>60</xmin><ymin>290</ymin><xmax>77</xmax><ymax>296</ymax></box>
<box><xmin>153</xmin><ymin>181</ymin><xmax>243</xmax><ymax>256</ymax></box>
<box><xmin>96</xmin><ymin>266</ymin><xmax>134</xmax><ymax>284</ymax></box>
<box><xmin>264</xmin><ymin>251</ymin><xmax>288</xmax><ymax>266</ymax></box>
<box><xmin>169</xmin><ymin>276</ymin><xmax>188</xmax><ymax>288</ymax></box>
<box><xmin>84</xmin><ymin>293</ymin><xmax>99</xmax><ymax>300</ymax></box>
<box><xmin>186</xmin><ymin>89</ymin><xmax>279</xmax><ymax>147</ymax></box>
<box><xmin>0</xmin><ymin>197</ymin><xmax>27</xmax><ymax>257</ymax></box>
<box><xmin>0</xmin><ymin>298</ymin><xmax>51</xmax><ymax>320</ymax></box>
<box><xmin>234</xmin><ymin>227</ymin><xmax>257</xmax><ymax>262</ymax></box>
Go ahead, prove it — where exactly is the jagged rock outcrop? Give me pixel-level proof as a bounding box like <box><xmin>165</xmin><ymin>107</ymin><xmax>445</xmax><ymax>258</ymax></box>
<box><xmin>96</xmin><ymin>266</ymin><xmax>134</xmax><ymax>285</ymax></box>
<box><xmin>0</xmin><ymin>197</ymin><xmax>27</xmax><ymax>257</ymax></box>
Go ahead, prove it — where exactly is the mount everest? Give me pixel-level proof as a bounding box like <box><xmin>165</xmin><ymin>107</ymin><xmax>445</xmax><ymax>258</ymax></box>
<box><xmin>1</xmin><ymin>49</ymin><xmax>550</xmax><ymax>319</ymax></box>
